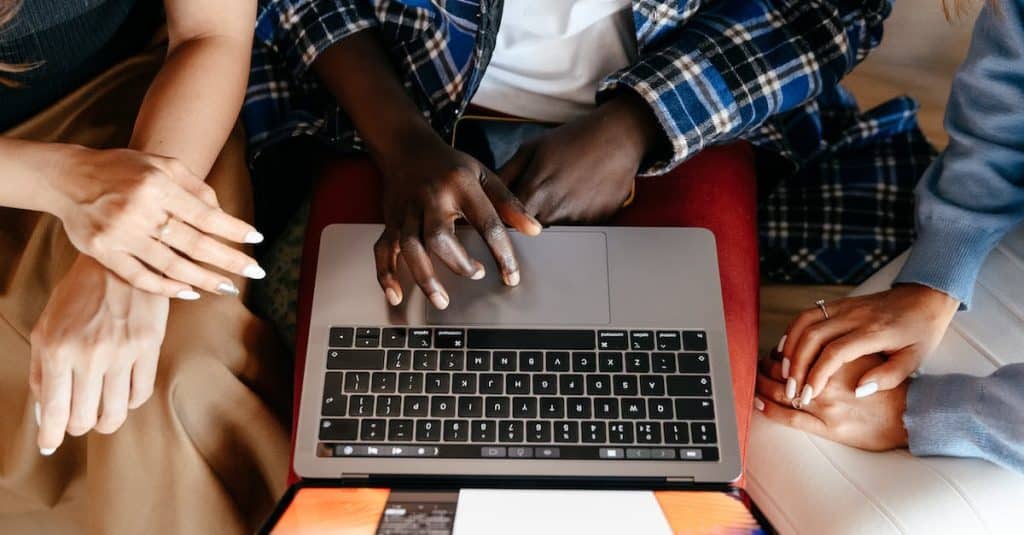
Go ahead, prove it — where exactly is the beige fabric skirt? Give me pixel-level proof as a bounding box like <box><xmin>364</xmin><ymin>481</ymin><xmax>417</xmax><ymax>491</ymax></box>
<box><xmin>0</xmin><ymin>42</ymin><xmax>290</xmax><ymax>533</ymax></box>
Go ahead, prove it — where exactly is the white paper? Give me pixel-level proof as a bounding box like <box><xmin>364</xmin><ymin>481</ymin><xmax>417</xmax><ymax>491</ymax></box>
<box><xmin>452</xmin><ymin>489</ymin><xmax>673</xmax><ymax>535</ymax></box>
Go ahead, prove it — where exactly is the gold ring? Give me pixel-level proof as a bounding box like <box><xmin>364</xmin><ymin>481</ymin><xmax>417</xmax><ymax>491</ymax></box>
<box><xmin>157</xmin><ymin>215</ymin><xmax>174</xmax><ymax>240</ymax></box>
<box><xmin>815</xmin><ymin>299</ymin><xmax>829</xmax><ymax>320</ymax></box>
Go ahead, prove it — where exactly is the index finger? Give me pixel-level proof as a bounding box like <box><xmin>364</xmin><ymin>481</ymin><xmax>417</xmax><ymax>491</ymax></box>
<box><xmin>460</xmin><ymin>181</ymin><xmax>523</xmax><ymax>287</ymax></box>
<box><xmin>479</xmin><ymin>168</ymin><xmax>542</xmax><ymax>237</ymax></box>
<box><xmin>805</xmin><ymin>330</ymin><xmax>890</xmax><ymax>398</ymax></box>
<box><xmin>163</xmin><ymin>182</ymin><xmax>262</xmax><ymax>245</ymax></box>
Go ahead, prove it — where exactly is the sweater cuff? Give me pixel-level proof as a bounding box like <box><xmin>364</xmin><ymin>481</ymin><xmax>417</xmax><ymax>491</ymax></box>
<box><xmin>893</xmin><ymin>218</ymin><xmax>999</xmax><ymax>309</ymax></box>
<box><xmin>904</xmin><ymin>373</ymin><xmax>984</xmax><ymax>460</ymax></box>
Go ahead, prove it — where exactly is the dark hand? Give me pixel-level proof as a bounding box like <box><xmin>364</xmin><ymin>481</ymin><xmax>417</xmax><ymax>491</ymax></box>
<box><xmin>374</xmin><ymin>132</ymin><xmax>542</xmax><ymax>309</ymax></box>
<box><xmin>756</xmin><ymin>352</ymin><xmax>910</xmax><ymax>452</ymax></box>
<box><xmin>499</xmin><ymin>93</ymin><xmax>663</xmax><ymax>224</ymax></box>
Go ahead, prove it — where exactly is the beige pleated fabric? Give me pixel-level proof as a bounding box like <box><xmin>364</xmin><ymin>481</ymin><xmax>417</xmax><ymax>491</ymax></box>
<box><xmin>0</xmin><ymin>40</ymin><xmax>291</xmax><ymax>534</ymax></box>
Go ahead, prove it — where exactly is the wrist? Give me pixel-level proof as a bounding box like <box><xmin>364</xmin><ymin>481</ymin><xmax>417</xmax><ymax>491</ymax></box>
<box><xmin>600</xmin><ymin>92</ymin><xmax>664</xmax><ymax>161</ymax></box>
<box><xmin>44</xmin><ymin>143</ymin><xmax>93</xmax><ymax>222</ymax></box>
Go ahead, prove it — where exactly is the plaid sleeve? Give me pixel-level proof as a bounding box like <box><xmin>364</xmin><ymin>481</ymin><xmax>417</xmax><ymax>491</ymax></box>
<box><xmin>255</xmin><ymin>0</ymin><xmax>378</xmax><ymax>80</ymax></box>
<box><xmin>598</xmin><ymin>0</ymin><xmax>891</xmax><ymax>176</ymax></box>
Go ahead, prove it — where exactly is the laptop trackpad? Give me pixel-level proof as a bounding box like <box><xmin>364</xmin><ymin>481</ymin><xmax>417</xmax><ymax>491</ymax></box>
<box><xmin>427</xmin><ymin>230</ymin><xmax>611</xmax><ymax>326</ymax></box>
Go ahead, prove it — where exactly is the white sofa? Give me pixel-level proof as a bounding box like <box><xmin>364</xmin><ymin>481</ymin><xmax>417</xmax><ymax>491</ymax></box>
<box><xmin>747</xmin><ymin>226</ymin><xmax>1024</xmax><ymax>534</ymax></box>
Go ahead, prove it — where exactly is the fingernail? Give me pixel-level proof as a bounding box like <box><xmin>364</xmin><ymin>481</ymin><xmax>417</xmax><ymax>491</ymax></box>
<box><xmin>781</xmin><ymin>357</ymin><xmax>791</xmax><ymax>379</ymax></box>
<box><xmin>34</xmin><ymin>402</ymin><xmax>41</xmax><ymax>426</ymax></box>
<box><xmin>471</xmin><ymin>267</ymin><xmax>486</xmax><ymax>280</ymax></box>
<box><xmin>216</xmin><ymin>282</ymin><xmax>240</xmax><ymax>296</ymax></box>
<box><xmin>855</xmin><ymin>381</ymin><xmax>879</xmax><ymax>398</ymax></box>
<box><xmin>40</xmin><ymin>447</ymin><xmax>56</xmax><ymax>456</ymax></box>
<box><xmin>800</xmin><ymin>385</ymin><xmax>814</xmax><ymax>407</ymax></box>
<box><xmin>385</xmin><ymin>288</ymin><xmax>401</xmax><ymax>306</ymax></box>
<box><xmin>176</xmin><ymin>289</ymin><xmax>201</xmax><ymax>300</ymax></box>
<box><xmin>243</xmin><ymin>264</ymin><xmax>266</xmax><ymax>279</ymax></box>
<box><xmin>754</xmin><ymin>397</ymin><xmax>765</xmax><ymax>412</ymax></box>
<box><xmin>777</xmin><ymin>334</ymin><xmax>787</xmax><ymax>355</ymax></box>
<box><xmin>785</xmin><ymin>378</ymin><xmax>797</xmax><ymax>400</ymax></box>
<box><xmin>505</xmin><ymin>270</ymin><xmax>520</xmax><ymax>287</ymax></box>
<box><xmin>243</xmin><ymin>230</ymin><xmax>264</xmax><ymax>244</ymax></box>
<box><xmin>429</xmin><ymin>291</ymin><xmax>449</xmax><ymax>310</ymax></box>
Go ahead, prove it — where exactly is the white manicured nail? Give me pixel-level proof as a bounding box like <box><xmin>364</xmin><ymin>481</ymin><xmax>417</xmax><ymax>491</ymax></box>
<box><xmin>385</xmin><ymin>288</ymin><xmax>401</xmax><ymax>306</ymax></box>
<box><xmin>776</xmin><ymin>334</ymin><xmax>787</xmax><ymax>354</ymax></box>
<box><xmin>176</xmin><ymin>289</ymin><xmax>201</xmax><ymax>300</ymax></box>
<box><xmin>855</xmin><ymin>381</ymin><xmax>879</xmax><ymax>398</ymax></box>
<box><xmin>243</xmin><ymin>230</ymin><xmax>264</xmax><ymax>244</ymax></box>
<box><xmin>216</xmin><ymin>282</ymin><xmax>240</xmax><ymax>296</ymax></box>
<box><xmin>754</xmin><ymin>397</ymin><xmax>765</xmax><ymax>412</ymax></box>
<box><xmin>785</xmin><ymin>378</ymin><xmax>797</xmax><ymax>400</ymax></box>
<box><xmin>40</xmin><ymin>447</ymin><xmax>56</xmax><ymax>456</ymax></box>
<box><xmin>429</xmin><ymin>292</ymin><xmax>449</xmax><ymax>310</ymax></box>
<box><xmin>34</xmin><ymin>402</ymin><xmax>41</xmax><ymax>426</ymax></box>
<box><xmin>471</xmin><ymin>267</ymin><xmax>485</xmax><ymax>280</ymax></box>
<box><xmin>800</xmin><ymin>385</ymin><xmax>814</xmax><ymax>407</ymax></box>
<box><xmin>243</xmin><ymin>264</ymin><xmax>266</xmax><ymax>279</ymax></box>
<box><xmin>781</xmin><ymin>357</ymin><xmax>791</xmax><ymax>379</ymax></box>
<box><xmin>505</xmin><ymin>270</ymin><xmax>520</xmax><ymax>286</ymax></box>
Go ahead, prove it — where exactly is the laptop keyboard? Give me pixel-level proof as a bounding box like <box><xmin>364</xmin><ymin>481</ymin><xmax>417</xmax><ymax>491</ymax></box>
<box><xmin>316</xmin><ymin>327</ymin><xmax>719</xmax><ymax>461</ymax></box>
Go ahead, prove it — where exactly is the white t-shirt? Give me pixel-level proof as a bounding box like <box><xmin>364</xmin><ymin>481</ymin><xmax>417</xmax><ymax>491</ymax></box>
<box><xmin>470</xmin><ymin>0</ymin><xmax>638</xmax><ymax>123</ymax></box>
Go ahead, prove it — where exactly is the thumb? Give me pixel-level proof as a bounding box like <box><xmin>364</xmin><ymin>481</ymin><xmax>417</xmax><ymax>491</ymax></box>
<box><xmin>481</xmin><ymin>168</ymin><xmax>542</xmax><ymax>236</ymax></box>
<box><xmin>855</xmin><ymin>347</ymin><xmax>920</xmax><ymax>397</ymax></box>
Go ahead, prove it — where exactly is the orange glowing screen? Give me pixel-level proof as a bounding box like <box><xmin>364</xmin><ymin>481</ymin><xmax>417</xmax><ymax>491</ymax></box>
<box><xmin>271</xmin><ymin>487</ymin><xmax>391</xmax><ymax>535</ymax></box>
<box><xmin>655</xmin><ymin>491</ymin><xmax>761</xmax><ymax>535</ymax></box>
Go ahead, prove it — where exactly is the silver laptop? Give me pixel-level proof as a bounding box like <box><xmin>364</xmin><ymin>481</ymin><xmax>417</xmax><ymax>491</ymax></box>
<box><xmin>294</xmin><ymin>224</ymin><xmax>741</xmax><ymax>484</ymax></box>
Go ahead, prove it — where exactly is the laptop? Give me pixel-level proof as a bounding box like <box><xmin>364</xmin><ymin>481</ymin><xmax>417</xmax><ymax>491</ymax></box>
<box><xmin>293</xmin><ymin>223</ymin><xmax>741</xmax><ymax>485</ymax></box>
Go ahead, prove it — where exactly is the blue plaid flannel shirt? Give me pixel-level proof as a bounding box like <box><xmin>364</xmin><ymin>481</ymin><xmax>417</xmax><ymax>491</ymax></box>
<box><xmin>244</xmin><ymin>0</ymin><xmax>934</xmax><ymax>284</ymax></box>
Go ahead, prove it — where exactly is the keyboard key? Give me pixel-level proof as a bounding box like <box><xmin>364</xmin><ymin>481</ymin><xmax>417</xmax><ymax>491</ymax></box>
<box><xmin>409</xmin><ymin>328</ymin><xmax>433</xmax><ymax>348</ymax></box>
<box><xmin>493</xmin><ymin>351</ymin><xmax>516</xmax><ymax>371</ymax></box>
<box><xmin>567</xmin><ymin>397</ymin><xmax>592</xmax><ymax>419</ymax></box>
<box><xmin>388</xmin><ymin>419</ymin><xmax>413</xmax><ymax>441</ymax></box>
<box><xmin>469</xmin><ymin>329</ymin><xmax>595</xmax><ymax>350</ymax></box>
<box><xmin>434</xmin><ymin>329</ymin><xmax>465</xmax><ymax>349</ymax></box>
<box><xmin>540</xmin><ymin>397</ymin><xmax>565</xmax><ymax>418</ymax></box>
<box><xmin>413</xmin><ymin>350</ymin><xmax>438</xmax><ymax>370</ymax></box>
<box><xmin>608</xmin><ymin>422</ymin><xmax>634</xmax><ymax>443</ymax></box>
<box><xmin>319</xmin><ymin>418</ymin><xmax>357</xmax><ymax>440</ymax></box>
<box><xmin>572</xmin><ymin>352</ymin><xmax>596</xmax><ymax>372</ymax></box>
<box><xmin>458</xmin><ymin>396</ymin><xmax>483</xmax><ymax>417</ymax></box>
<box><xmin>682</xmin><ymin>330</ymin><xmax>708</xmax><ymax>351</ymax></box>
<box><xmin>599</xmin><ymin>352</ymin><xmax>623</xmax><ymax>372</ymax></box>
<box><xmin>440</xmin><ymin>350</ymin><xmax>465</xmax><ymax>370</ymax></box>
<box><xmin>667</xmin><ymin>375</ymin><xmax>712</xmax><ymax>396</ymax></box>
<box><xmin>678</xmin><ymin>353</ymin><xmax>710</xmax><ymax>373</ymax></box>
<box><xmin>482</xmin><ymin>446</ymin><xmax>506</xmax><ymax>458</ymax></box>
<box><xmin>444</xmin><ymin>420</ymin><xmax>469</xmax><ymax>441</ymax></box>
<box><xmin>322</xmin><ymin>372</ymin><xmax>345</xmax><ymax>416</ymax></box>
<box><xmin>625</xmin><ymin>352</ymin><xmax>650</xmax><ymax>373</ymax></box>
<box><xmin>485</xmin><ymin>397</ymin><xmax>510</xmax><ymax>418</ymax></box>
<box><xmin>587</xmin><ymin>375</ymin><xmax>611</xmax><ymax>395</ymax></box>
<box><xmin>597</xmin><ymin>330</ymin><xmax>628</xmax><ymax>350</ymax></box>
<box><xmin>600</xmin><ymin>448</ymin><xmax>625</xmax><ymax>459</ymax></box>
<box><xmin>537</xmin><ymin>447</ymin><xmax>560</xmax><ymax>459</ymax></box>
<box><xmin>403</xmin><ymin>396</ymin><xmax>428</xmax><ymax>417</ymax></box>
<box><xmin>652</xmin><ymin>353</ymin><xmax>676</xmax><ymax>373</ymax></box>
<box><xmin>533</xmin><ymin>374</ymin><xmax>557</xmax><ymax>395</ymax></box>
<box><xmin>425</xmin><ymin>373</ymin><xmax>450</xmax><ymax>393</ymax></box>
<box><xmin>560</xmin><ymin>374</ymin><xmax>584</xmax><ymax>395</ymax></box>
<box><xmin>647</xmin><ymin>398</ymin><xmax>674</xmax><ymax>420</ymax></box>
<box><xmin>328</xmin><ymin>349</ymin><xmax>384</xmax><ymax>370</ymax></box>
<box><xmin>526</xmin><ymin>421</ymin><xmax>552</xmax><ymax>442</ymax></box>
<box><xmin>371</xmin><ymin>372</ymin><xmax>397</xmax><ymax>393</ymax></box>
<box><xmin>499</xmin><ymin>421</ymin><xmax>524</xmax><ymax>442</ymax></box>
<box><xmin>613</xmin><ymin>375</ymin><xmax>638</xmax><ymax>396</ymax></box>
<box><xmin>328</xmin><ymin>327</ymin><xmax>354</xmax><ymax>348</ymax></box>
<box><xmin>636</xmin><ymin>422</ymin><xmax>661</xmax><ymax>444</ymax></box>
<box><xmin>386</xmin><ymin>349</ymin><xmax>411</xmax><ymax>370</ymax></box>
<box><xmin>519</xmin><ymin>351</ymin><xmax>543</xmax><ymax>371</ymax></box>
<box><xmin>508</xmin><ymin>446</ymin><xmax>533</xmax><ymax>458</ymax></box>
<box><xmin>467</xmin><ymin>351</ymin><xmax>490</xmax><ymax>371</ymax></box>
<box><xmin>627</xmin><ymin>448</ymin><xmax>652</xmax><ymax>459</ymax></box>
<box><xmin>692</xmin><ymin>422</ymin><xmax>717</xmax><ymax>443</ymax></box>
<box><xmin>430</xmin><ymin>396</ymin><xmax>455</xmax><ymax>417</ymax></box>
<box><xmin>349</xmin><ymin>395</ymin><xmax>374</xmax><ymax>416</ymax></box>
<box><xmin>640</xmin><ymin>375</ymin><xmax>666</xmax><ymax>396</ymax></box>
<box><xmin>675</xmin><ymin>398</ymin><xmax>715</xmax><ymax>420</ymax></box>
<box><xmin>360</xmin><ymin>419</ymin><xmax>386</xmax><ymax>440</ymax></box>
<box><xmin>375</xmin><ymin>395</ymin><xmax>400</xmax><ymax>417</ymax></box>
<box><xmin>621</xmin><ymin>398</ymin><xmax>647</xmax><ymax>419</ymax></box>
<box><xmin>381</xmin><ymin>328</ymin><xmax>407</xmax><ymax>348</ymax></box>
<box><xmin>343</xmin><ymin>372</ymin><xmax>370</xmax><ymax>393</ymax></box>
<box><xmin>594</xmin><ymin>398</ymin><xmax>619</xmax><ymax>419</ymax></box>
<box><xmin>452</xmin><ymin>373</ymin><xmax>476</xmax><ymax>394</ymax></box>
<box><xmin>472</xmin><ymin>421</ymin><xmax>497</xmax><ymax>442</ymax></box>
<box><xmin>355</xmin><ymin>337</ymin><xmax>378</xmax><ymax>348</ymax></box>
<box><xmin>513</xmin><ymin>397</ymin><xmax>538</xmax><ymax>418</ymax></box>
<box><xmin>554</xmin><ymin>421</ymin><xmax>579</xmax><ymax>442</ymax></box>
<box><xmin>656</xmin><ymin>331</ymin><xmax>681</xmax><ymax>351</ymax></box>
<box><xmin>355</xmin><ymin>327</ymin><xmax>380</xmax><ymax>348</ymax></box>
<box><xmin>480</xmin><ymin>374</ymin><xmax>503</xmax><ymax>394</ymax></box>
<box><xmin>398</xmin><ymin>372</ymin><xmax>423</xmax><ymax>393</ymax></box>
<box><xmin>629</xmin><ymin>331</ymin><xmax>654</xmax><ymax>350</ymax></box>
<box><xmin>582</xmin><ymin>422</ymin><xmax>607</xmax><ymax>443</ymax></box>
<box><xmin>416</xmin><ymin>420</ymin><xmax>441</xmax><ymax>441</ymax></box>
<box><xmin>663</xmin><ymin>422</ymin><xmax>690</xmax><ymax>444</ymax></box>
<box><xmin>506</xmin><ymin>374</ymin><xmax>530</xmax><ymax>394</ymax></box>
<box><xmin>546</xmin><ymin>351</ymin><xmax>570</xmax><ymax>371</ymax></box>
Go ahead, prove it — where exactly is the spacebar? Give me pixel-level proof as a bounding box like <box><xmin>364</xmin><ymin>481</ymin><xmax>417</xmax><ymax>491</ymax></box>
<box><xmin>467</xmin><ymin>329</ymin><xmax>596</xmax><ymax>350</ymax></box>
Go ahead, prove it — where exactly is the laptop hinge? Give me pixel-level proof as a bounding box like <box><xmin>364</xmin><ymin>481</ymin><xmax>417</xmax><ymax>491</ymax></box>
<box><xmin>665</xmin><ymin>476</ymin><xmax>695</xmax><ymax>484</ymax></box>
<box><xmin>341</xmin><ymin>473</ymin><xmax>371</xmax><ymax>480</ymax></box>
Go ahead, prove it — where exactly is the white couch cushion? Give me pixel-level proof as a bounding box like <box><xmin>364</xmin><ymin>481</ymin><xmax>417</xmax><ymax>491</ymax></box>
<box><xmin>747</xmin><ymin>226</ymin><xmax>1024</xmax><ymax>534</ymax></box>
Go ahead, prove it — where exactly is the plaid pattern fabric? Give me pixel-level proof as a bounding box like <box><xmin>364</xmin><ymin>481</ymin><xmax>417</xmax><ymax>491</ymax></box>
<box><xmin>244</xmin><ymin>0</ymin><xmax>931</xmax><ymax>284</ymax></box>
